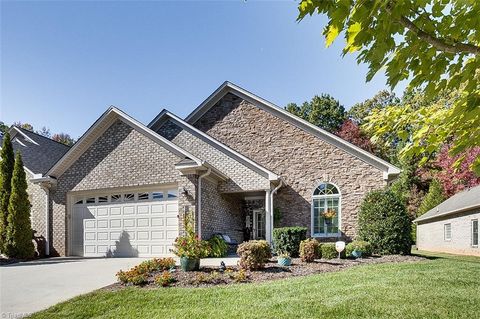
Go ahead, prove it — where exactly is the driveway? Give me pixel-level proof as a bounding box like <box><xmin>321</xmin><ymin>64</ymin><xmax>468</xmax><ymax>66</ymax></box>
<box><xmin>0</xmin><ymin>256</ymin><xmax>238</xmax><ymax>317</ymax></box>
<box><xmin>0</xmin><ymin>257</ymin><xmax>148</xmax><ymax>317</ymax></box>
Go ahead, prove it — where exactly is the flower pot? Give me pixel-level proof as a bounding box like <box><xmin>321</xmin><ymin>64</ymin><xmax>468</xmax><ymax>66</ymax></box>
<box><xmin>277</xmin><ymin>256</ymin><xmax>292</xmax><ymax>267</ymax></box>
<box><xmin>180</xmin><ymin>257</ymin><xmax>200</xmax><ymax>271</ymax></box>
<box><xmin>352</xmin><ymin>250</ymin><xmax>362</xmax><ymax>259</ymax></box>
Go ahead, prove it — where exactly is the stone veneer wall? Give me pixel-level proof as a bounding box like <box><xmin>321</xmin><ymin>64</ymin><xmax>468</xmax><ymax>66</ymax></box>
<box><xmin>27</xmin><ymin>171</ymin><xmax>48</xmax><ymax>256</ymax></box>
<box><xmin>193</xmin><ymin>93</ymin><xmax>388</xmax><ymax>240</ymax></box>
<box><xmin>155</xmin><ymin>119</ymin><xmax>270</xmax><ymax>192</ymax></box>
<box><xmin>50</xmin><ymin>120</ymin><xmax>195</xmax><ymax>256</ymax></box>
<box><xmin>200</xmin><ymin>178</ymin><xmax>244</xmax><ymax>243</ymax></box>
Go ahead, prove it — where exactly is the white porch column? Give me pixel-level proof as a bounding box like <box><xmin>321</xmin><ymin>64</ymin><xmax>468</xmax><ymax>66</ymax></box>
<box><xmin>265</xmin><ymin>190</ymin><xmax>272</xmax><ymax>243</ymax></box>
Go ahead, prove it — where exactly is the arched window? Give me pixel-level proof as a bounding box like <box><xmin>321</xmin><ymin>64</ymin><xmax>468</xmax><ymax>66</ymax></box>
<box><xmin>312</xmin><ymin>183</ymin><xmax>341</xmax><ymax>237</ymax></box>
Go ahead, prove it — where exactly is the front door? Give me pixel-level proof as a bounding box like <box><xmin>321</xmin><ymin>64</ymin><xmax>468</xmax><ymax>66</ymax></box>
<box><xmin>253</xmin><ymin>209</ymin><xmax>266</xmax><ymax>240</ymax></box>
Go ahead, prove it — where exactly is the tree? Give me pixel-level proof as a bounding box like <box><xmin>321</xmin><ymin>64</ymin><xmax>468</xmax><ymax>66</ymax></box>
<box><xmin>435</xmin><ymin>145</ymin><xmax>480</xmax><ymax>197</ymax></box>
<box><xmin>36</xmin><ymin>126</ymin><xmax>51</xmax><ymax>138</ymax></box>
<box><xmin>348</xmin><ymin>90</ymin><xmax>399</xmax><ymax>124</ymax></box>
<box><xmin>336</xmin><ymin>119</ymin><xmax>375</xmax><ymax>153</ymax></box>
<box><xmin>286</xmin><ymin>94</ymin><xmax>345</xmax><ymax>132</ymax></box>
<box><xmin>52</xmin><ymin>133</ymin><xmax>75</xmax><ymax>146</ymax></box>
<box><xmin>0</xmin><ymin>132</ymin><xmax>15</xmax><ymax>252</ymax></box>
<box><xmin>418</xmin><ymin>180</ymin><xmax>446</xmax><ymax>217</ymax></box>
<box><xmin>298</xmin><ymin>0</ymin><xmax>480</xmax><ymax>174</ymax></box>
<box><xmin>358</xmin><ymin>190</ymin><xmax>412</xmax><ymax>255</ymax></box>
<box><xmin>0</xmin><ymin>122</ymin><xmax>9</xmax><ymax>137</ymax></box>
<box><xmin>4</xmin><ymin>153</ymin><xmax>35</xmax><ymax>258</ymax></box>
<box><xmin>12</xmin><ymin>122</ymin><xmax>34</xmax><ymax>132</ymax></box>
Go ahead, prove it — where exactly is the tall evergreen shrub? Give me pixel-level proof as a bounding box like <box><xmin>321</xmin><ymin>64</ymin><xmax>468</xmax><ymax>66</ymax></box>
<box><xmin>0</xmin><ymin>132</ymin><xmax>15</xmax><ymax>252</ymax></box>
<box><xmin>4</xmin><ymin>153</ymin><xmax>34</xmax><ymax>258</ymax></box>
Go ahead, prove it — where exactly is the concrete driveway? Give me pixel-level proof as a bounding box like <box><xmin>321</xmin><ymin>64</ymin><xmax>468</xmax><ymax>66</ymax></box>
<box><xmin>0</xmin><ymin>257</ymin><xmax>148</xmax><ymax>317</ymax></box>
<box><xmin>0</xmin><ymin>256</ymin><xmax>238</xmax><ymax>317</ymax></box>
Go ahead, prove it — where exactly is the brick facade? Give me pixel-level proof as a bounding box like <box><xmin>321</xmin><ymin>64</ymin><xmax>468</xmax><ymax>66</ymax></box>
<box><xmin>200</xmin><ymin>178</ymin><xmax>244</xmax><ymax>243</ymax></box>
<box><xmin>155</xmin><ymin>119</ymin><xmax>270</xmax><ymax>192</ymax></box>
<box><xmin>50</xmin><ymin>120</ymin><xmax>195</xmax><ymax>256</ymax></box>
<box><xmin>26</xmin><ymin>171</ymin><xmax>48</xmax><ymax>256</ymax></box>
<box><xmin>193</xmin><ymin>93</ymin><xmax>388</xmax><ymax>240</ymax></box>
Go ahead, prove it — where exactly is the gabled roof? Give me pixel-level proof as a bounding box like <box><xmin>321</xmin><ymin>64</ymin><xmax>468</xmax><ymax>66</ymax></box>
<box><xmin>47</xmin><ymin>107</ymin><xmax>203</xmax><ymax>178</ymax></box>
<box><xmin>414</xmin><ymin>185</ymin><xmax>480</xmax><ymax>223</ymax></box>
<box><xmin>5</xmin><ymin>126</ymin><xmax>70</xmax><ymax>175</ymax></box>
<box><xmin>148</xmin><ymin>109</ymin><xmax>280</xmax><ymax>181</ymax></box>
<box><xmin>183</xmin><ymin>81</ymin><xmax>401</xmax><ymax>180</ymax></box>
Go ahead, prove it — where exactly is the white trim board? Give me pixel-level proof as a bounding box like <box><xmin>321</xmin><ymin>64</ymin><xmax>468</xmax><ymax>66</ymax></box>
<box><xmin>47</xmin><ymin>107</ymin><xmax>203</xmax><ymax>178</ymax></box>
<box><xmin>182</xmin><ymin>81</ymin><xmax>401</xmax><ymax>180</ymax></box>
<box><xmin>149</xmin><ymin>110</ymin><xmax>279</xmax><ymax>181</ymax></box>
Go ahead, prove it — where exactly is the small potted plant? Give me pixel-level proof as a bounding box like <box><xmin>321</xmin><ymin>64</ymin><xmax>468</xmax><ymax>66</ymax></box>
<box><xmin>171</xmin><ymin>212</ymin><xmax>210</xmax><ymax>271</ymax></box>
<box><xmin>277</xmin><ymin>251</ymin><xmax>292</xmax><ymax>267</ymax></box>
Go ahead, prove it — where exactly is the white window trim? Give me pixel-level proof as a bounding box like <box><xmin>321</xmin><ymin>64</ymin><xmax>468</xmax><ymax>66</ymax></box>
<box><xmin>444</xmin><ymin>223</ymin><xmax>452</xmax><ymax>241</ymax></box>
<box><xmin>472</xmin><ymin>219</ymin><xmax>478</xmax><ymax>248</ymax></box>
<box><xmin>311</xmin><ymin>182</ymin><xmax>342</xmax><ymax>238</ymax></box>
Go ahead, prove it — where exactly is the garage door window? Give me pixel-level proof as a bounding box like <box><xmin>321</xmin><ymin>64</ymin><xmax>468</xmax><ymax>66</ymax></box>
<box><xmin>74</xmin><ymin>189</ymin><xmax>179</xmax><ymax>206</ymax></box>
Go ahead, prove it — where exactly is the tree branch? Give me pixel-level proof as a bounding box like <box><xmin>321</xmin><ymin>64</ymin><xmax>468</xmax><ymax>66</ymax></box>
<box><xmin>386</xmin><ymin>5</ymin><xmax>480</xmax><ymax>56</ymax></box>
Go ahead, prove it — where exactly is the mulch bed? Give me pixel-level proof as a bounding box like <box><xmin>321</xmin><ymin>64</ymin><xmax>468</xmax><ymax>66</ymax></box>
<box><xmin>105</xmin><ymin>255</ymin><xmax>425</xmax><ymax>290</ymax></box>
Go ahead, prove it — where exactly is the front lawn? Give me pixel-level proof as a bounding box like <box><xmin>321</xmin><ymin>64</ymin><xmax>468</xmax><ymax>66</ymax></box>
<box><xmin>29</xmin><ymin>251</ymin><xmax>480</xmax><ymax>319</ymax></box>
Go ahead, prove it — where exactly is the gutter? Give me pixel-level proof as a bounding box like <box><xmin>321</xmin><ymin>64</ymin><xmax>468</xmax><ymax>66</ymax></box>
<box><xmin>197</xmin><ymin>168</ymin><xmax>211</xmax><ymax>239</ymax></box>
<box><xmin>414</xmin><ymin>203</ymin><xmax>480</xmax><ymax>223</ymax></box>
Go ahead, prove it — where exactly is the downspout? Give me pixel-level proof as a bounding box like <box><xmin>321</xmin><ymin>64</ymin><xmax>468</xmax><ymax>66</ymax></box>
<box><xmin>197</xmin><ymin>168</ymin><xmax>211</xmax><ymax>240</ymax></box>
<box><xmin>269</xmin><ymin>179</ymin><xmax>283</xmax><ymax>239</ymax></box>
<box><xmin>41</xmin><ymin>185</ymin><xmax>50</xmax><ymax>256</ymax></box>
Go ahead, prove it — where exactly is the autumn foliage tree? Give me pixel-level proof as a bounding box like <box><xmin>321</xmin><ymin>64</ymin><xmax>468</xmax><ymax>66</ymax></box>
<box><xmin>336</xmin><ymin>119</ymin><xmax>375</xmax><ymax>153</ymax></box>
<box><xmin>435</xmin><ymin>145</ymin><xmax>480</xmax><ymax>197</ymax></box>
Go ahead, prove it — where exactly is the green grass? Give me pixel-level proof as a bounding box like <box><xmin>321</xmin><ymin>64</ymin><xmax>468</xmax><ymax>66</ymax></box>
<box><xmin>29</xmin><ymin>252</ymin><xmax>480</xmax><ymax>319</ymax></box>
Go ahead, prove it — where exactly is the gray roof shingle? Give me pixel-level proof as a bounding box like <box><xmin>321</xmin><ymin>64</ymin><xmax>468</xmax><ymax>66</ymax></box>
<box><xmin>8</xmin><ymin>127</ymin><xmax>70</xmax><ymax>175</ymax></box>
<box><xmin>415</xmin><ymin>184</ymin><xmax>480</xmax><ymax>222</ymax></box>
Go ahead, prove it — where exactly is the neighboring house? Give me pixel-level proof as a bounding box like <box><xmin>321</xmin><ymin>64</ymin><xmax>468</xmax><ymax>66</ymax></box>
<box><xmin>15</xmin><ymin>82</ymin><xmax>401</xmax><ymax>257</ymax></box>
<box><xmin>0</xmin><ymin>127</ymin><xmax>70</xmax><ymax>255</ymax></box>
<box><xmin>415</xmin><ymin>185</ymin><xmax>480</xmax><ymax>256</ymax></box>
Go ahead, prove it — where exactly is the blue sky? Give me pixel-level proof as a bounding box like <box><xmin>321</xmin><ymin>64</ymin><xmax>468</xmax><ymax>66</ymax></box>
<box><xmin>1</xmin><ymin>1</ymin><xmax>405</xmax><ymax>138</ymax></box>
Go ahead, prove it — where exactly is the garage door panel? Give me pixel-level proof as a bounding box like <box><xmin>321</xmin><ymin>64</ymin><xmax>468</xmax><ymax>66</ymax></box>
<box><xmin>72</xmin><ymin>190</ymin><xmax>179</xmax><ymax>257</ymax></box>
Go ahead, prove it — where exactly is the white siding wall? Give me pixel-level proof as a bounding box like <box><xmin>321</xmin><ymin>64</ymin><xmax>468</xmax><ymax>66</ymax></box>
<box><xmin>417</xmin><ymin>209</ymin><xmax>480</xmax><ymax>256</ymax></box>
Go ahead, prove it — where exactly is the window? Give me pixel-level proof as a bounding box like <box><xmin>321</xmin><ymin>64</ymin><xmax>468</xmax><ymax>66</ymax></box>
<box><xmin>472</xmin><ymin>220</ymin><xmax>478</xmax><ymax>247</ymax></box>
<box><xmin>124</xmin><ymin>193</ymin><xmax>135</xmax><ymax>202</ymax></box>
<box><xmin>138</xmin><ymin>192</ymin><xmax>149</xmax><ymax>201</ymax></box>
<box><xmin>152</xmin><ymin>192</ymin><xmax>164</xmax><ymax>200</ymax></box>
<box><xmin>444</xmin><ymin>223</ymin><xmax>452</xmax><ymax>241</ymax></box>
<box><xmin>167</xmin><ymin>189</ymin><xmax>178</xmax><ymax>199</ymax></box>
<box><xmin>312</xmin><ymin>183</ymin><xmax>340</xmax><ymax>236</ymax></box>
<box><xmin>74</xmin><ymin>199</ymin><xmax>83</xmax><ymax>205</ymax></box>
<box><xmin>111</xmin><ymin>194</ymin><xmax>121</xmax><ymax>202</ymax></box>
<box><xmin>86</xmin><ymin>197</ymin><xmax>95</xmax><ymax>204</ymax></box>
<box><xmin>98</xmin><ymin>196</ymin><xmax>108</xmax><ymax>203</ymax></box>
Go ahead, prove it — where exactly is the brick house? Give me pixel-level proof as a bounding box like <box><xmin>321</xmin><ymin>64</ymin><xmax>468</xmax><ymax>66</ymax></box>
<box><xmin>11</xmin><ymin>82</ymin><xmax>400</xmax><ymax>257</ymax></box>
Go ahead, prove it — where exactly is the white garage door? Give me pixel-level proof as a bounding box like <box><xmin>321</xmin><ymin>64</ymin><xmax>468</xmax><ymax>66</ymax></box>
<box><xmin>70</xmin><ymin>189</ymin><xmax>179</xmax><ymax>257</ymax></box>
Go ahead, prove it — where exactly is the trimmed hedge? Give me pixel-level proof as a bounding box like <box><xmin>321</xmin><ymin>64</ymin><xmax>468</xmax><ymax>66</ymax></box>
<box><xmin>299</xmin><ymin>238</ymin><xmax>321</xmax><ymax>262</ymax></box>
<box><xmin>272</xmin><ymin>227</ymin><xmax>307</xmax><ymax>257</ymax></box>
<box><xmin>358</xmin><ymin>190</ymin><xmax>412</xmax><ymax>255</ymax></box>
<box><xmin>320</xmin><ymin>243</ymin><xmax>340</xmax><ymax>259</ymax></box>
<box><xmin>345</xmin><ymin>240</ymin><xmax>372</xmax><ymax>258</ymax></box>
<box><xmin>237</xmin><ymin>240</ymin><xmax>271</xmax><ymax>270</ymax></box>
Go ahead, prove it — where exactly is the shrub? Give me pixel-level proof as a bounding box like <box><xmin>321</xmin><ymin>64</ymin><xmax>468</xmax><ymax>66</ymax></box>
<box><xmin>4</xmin><ymin>153</ymin><xmax>34</xmax><ymax>259</ymax></box>
<box><xmin>192</xmin><ymin>271</ymin><xmax>225</xmax><ymax>285</ymax></box>
<box><xmin>237</xmin><ymin>240</ymin><xmax>271</xmax><ymax>270</ymax></box>
<box><xmin>345</xmin><ymin>240</ymin><xmax>372</xmax><ymax>257</ymax></box>
<box><xmin>320</xmin><ymin>243</ymin><xmax>339</xmax><ymax>259</ymax></box>
<box><xmin>172</xmin><ymin>212</ymin><xmax>210</xmax><ymax>258</ymax></box>
<box><xmin>272</xmin><ymin>227</ymin><xmax>307</xmax><ymax>257</ymax></box>
<box><xmin>231</xmin><ymin>269</ymin><xmax>248</xmax><ymax>283</ymax></box>
<box><xmin>358</xmin><ymin>190</ymin><xmax>412</xmax><ymax>255</ymax></box>
<box><xmin>138</xmin><ymin>257</ymin><xmax>176</xmax><ymax>273</ymax></box>
<box><xmin>208</xmin><ymin>236</ymin><xmax>228</xmax><ymax>257</ymax></box>
<box><xmin>154</xmin><ymin>271</ymin><xmax>176</xmax><ymax>287</ymax></box>
<box><xmin>0</xmin><ymin>132</ymin><xmax>14</xmax><ymax>253</ymax></box>
<box><xmin>116</xmin><ymin>268</ymin><xmax>148</xmax><ymax>285</ymax></box>
<box><xmin>299</xmin><ymin>238</ymin><xmax>321</xmax><ymax>262</ymax></box>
